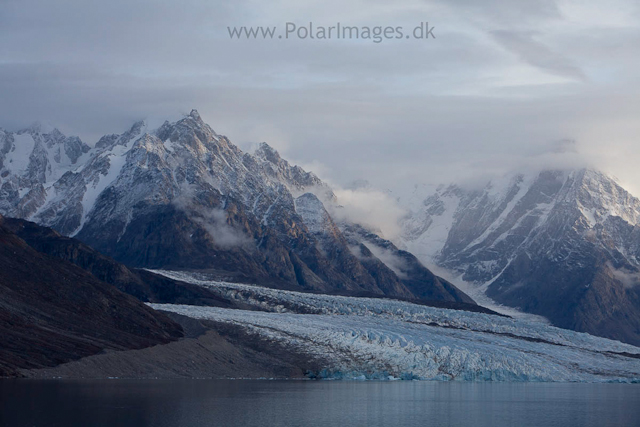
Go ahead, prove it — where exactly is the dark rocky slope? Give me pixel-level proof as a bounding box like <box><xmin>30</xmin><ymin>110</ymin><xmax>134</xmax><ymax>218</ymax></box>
<box><xmin>341</xmin><ymin>223</ymin><xmax>474</xmax><ymax>304</ymax></box>
<box><xmin>0</xmin><ymin>215</ymin><xmax>183</xmax><ymax>377</ymax></box>
<box><xmin>2</xmin><ymin>217</ymin><xmax>234</xmax><ymax>307</ymax></box>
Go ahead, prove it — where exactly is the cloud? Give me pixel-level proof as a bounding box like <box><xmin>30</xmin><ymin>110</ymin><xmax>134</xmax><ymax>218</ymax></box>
<box><xmin>172</xmin><ymin>189</ymin><xmax>253</xmax><ymax>249</ymax></box>
<box><xmin>196</xmin><ymin>208</ymin><xmax>254</xmax><ymax>250</ymax></box>
<box><xmin>327</xmin><ymin>187</ymin><xmax>406</xmax><ymax>239</ymax></box>
<box><xmin>609</xmin><ymin>263</ymin><xmax>640</xmax><ymax>289</ymax></box>
<box><xmin>1</xmin><ymin>0</ymin><xmax>640</xmax><ymax>199</ymax></box>
<box><xmin>360</xmin><ymin>242</ymin><xmax>409</xmax><ymax>279</ymax></box>
<box><xmin>491</xmin><ymin>30</ymin><xmax>586</xmax><ymax>81</ymax></box>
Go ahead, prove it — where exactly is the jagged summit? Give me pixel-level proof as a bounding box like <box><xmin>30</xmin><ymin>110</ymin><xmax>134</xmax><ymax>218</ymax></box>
<box><xmin>179</xmin><ymin>109</ymin><xmax>207</xmax><ymax>130</ymax></box>
<box><xmin>401</xmin><ymin>167</ymin><xmax>640</xmax><ymax>267</ymax></box>
<box><xmin>252</xmin><ymin>142</ymin><xmax>330</xmax><ymax>199</ymax></box>
<box><xmin>254</xmin><ymin>141</ymin><xmax>281</xmax><ymax>163</ymax></box>
<box><xmin>188</xmin><ymin>108</ymin><xmax>202</xmax><ymax>121</ymax></box>
<box><xmin>0</xmin><ymin>113</ymin><xmax>471</xmax><ymax>305</ymax></box>
<box><xmin>42</xmin><ymin>127</ymin><xmax>64</xmax><ymax>140</ymax></box>
<box><xmin>399</xmin><ymin>167</ymin><xmax>640</xmax><ymax>346</ymax></box>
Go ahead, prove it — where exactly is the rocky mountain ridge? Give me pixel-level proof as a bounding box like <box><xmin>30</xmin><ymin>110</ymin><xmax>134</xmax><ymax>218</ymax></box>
<box><xmin>400</xmin><ymin>169</ymin><xmax>640</xmax><ymax>346</ymax></box>
<box><xmin>0</xmin><ymin>111</ymin><xmax>470</xmax><ymax>304</ymax></box>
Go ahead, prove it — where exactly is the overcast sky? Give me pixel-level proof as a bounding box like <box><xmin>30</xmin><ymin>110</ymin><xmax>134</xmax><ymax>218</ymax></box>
<box><xmin>1</xmin><ymin>0</ymin><xmax>640</xmax><ymax>194</ymax></box>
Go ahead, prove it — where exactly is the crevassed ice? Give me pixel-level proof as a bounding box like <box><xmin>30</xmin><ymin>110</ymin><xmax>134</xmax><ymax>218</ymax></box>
<box><xmin>149</xmin><ymin>270</ymin><xmax>640</xmax><ymax>382</ymax></box>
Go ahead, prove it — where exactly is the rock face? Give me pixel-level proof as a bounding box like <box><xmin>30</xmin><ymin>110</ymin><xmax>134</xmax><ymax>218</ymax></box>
<box><xmin>0</xmin><ymin>111</ymin><xmax>471</xmax><ymax>304</ymax></box>
<box><xmin>0</xmin><ymin>214</ymin><xmax>183</xmax><ymax>377</ymax></box>
<box><xmin>2</xmin><ymin>217</ymin><xmax>234</xmax><ymax>308</ymax></box>
<box><xmin>400</xmin><ymin>169</ymin><xmax>640</xmax><ymax>346</ymax></box>
<box><xmin>340</xmin><ymin>222</ymin><xmax>475</xmax><ymax>304</ymax></box>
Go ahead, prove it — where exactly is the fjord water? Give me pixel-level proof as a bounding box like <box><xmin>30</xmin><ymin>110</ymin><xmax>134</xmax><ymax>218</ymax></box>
<box><xmin>2</xmin><ymin>380</ymin><xmax>639</xmax><ymax>427</ymax></box>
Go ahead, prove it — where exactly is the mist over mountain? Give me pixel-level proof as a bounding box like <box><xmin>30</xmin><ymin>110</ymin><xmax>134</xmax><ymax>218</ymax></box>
<box><xmin>0</xmin><ymin>111</ymin><xmax>471</xmax><ymax>305</ymax></box>
<box><xmin>399</xmin><ymin>168</ymin><xmax>640</xmax><ymax>346</ymax></box>
<box><xmin>2</xmin><ymin>104</ymin><xmax>640</xmax><ymax>386</ymax></box>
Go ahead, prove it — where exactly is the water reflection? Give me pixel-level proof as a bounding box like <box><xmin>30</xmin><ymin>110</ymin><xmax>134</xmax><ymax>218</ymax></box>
<box><xmin>1</xmin><ymin>380</ymin><xmax>638</xmax><ymax>427</ymax></box>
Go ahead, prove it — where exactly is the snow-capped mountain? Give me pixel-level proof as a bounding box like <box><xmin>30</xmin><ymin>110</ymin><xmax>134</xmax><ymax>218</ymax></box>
<box><xmin>400</xmin><ymin>169</ymin><xmax>640</xmax><ymax>346</ymax></box>
<box><xmin>0</xmin><ymin>110</ymin><xmax>469</xmax><ymax>303</ymax></box>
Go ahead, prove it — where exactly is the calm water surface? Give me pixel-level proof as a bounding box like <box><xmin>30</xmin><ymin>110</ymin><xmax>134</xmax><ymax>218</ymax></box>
<box><xmin>1</xmin><ymin>380</ymin><xmax>639</xmax><ymax>427</ymax></box>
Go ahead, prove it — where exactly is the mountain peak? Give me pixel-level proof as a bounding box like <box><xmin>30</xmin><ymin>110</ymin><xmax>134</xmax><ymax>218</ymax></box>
<box><xmin>95</xmin><ymin>120</ymin><xmax>147</xmax><ymax>150</ymax></box>
<box><xmin>170</xmin><ymin>109</ymin><xmax>206</xmax><ymax>131</ymax></box>
<box><xmin>254</xmin><ymin>142</ymin><xmax>282</xmax><ymax>164</ymax></box>
<box><xmin>131</xmin><ymin>119</ymin><xmax>147</xmax><ymax>131</ymax></box>
<box><xmin>189</xmin><ymin>109</ymin><xmax>202</xmax><ymax>122</ymax></box>
<box><xmin>46</xmin><ymin>128</ymin><xmax>65</xmax><ymax>139</ymax></box>
<box><xmin>399</xmin><ymin>165</ymin><xmax>640</xmax><ymax>345</ymax></box>
<box><xmin>576</xmin><ymin>167</ymin><xmax>618</xmax><ymax>184</ymax></box>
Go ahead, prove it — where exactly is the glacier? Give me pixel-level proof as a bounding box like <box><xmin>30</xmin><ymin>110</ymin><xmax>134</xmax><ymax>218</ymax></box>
<box><xmin>149</xmin><ymin>271</ymin><xmax>640</xmax><ymax>382</ymax></box>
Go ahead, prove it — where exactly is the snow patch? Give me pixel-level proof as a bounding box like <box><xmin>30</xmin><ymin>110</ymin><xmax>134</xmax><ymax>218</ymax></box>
<box><xmin>5</xmin><ymin>134</ymin><xmax>35</xmax><ymax>174</ymax></box>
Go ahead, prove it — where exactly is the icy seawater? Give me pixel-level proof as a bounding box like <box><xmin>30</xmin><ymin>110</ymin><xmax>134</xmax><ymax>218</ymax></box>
<box><xmin>2</xmin><ymin>380</ymin><xmax>639</xmax><ymax>427</ymax></box>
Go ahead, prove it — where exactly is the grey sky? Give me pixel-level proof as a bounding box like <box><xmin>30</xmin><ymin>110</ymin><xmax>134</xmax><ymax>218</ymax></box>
<box><xmin>1</xmin><ymin>0</ymin><xmax>640</xmax><ymax>194</ymax></box>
